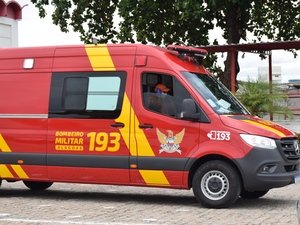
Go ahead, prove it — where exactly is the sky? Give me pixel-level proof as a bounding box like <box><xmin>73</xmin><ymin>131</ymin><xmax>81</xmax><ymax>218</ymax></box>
<box><xmin>15</xmin><ymin>0</ymin><xmax>300</xmax><ymax>83</ymax></box>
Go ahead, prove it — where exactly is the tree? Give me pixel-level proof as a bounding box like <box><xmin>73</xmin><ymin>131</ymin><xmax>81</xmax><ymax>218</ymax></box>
<box><xmin>31</xmin><ymin>0</ymin><xmax>300</xmax><ymax>90</ymax></box>
<box><xmin>235</xmin><ymin>77</ymin><xmax>294</xmax><ymax>120</ymax></box>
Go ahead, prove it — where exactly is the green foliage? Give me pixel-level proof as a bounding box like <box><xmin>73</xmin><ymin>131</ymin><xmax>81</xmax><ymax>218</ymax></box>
<box><xmin>117</xmin><ymin>0</ymin><xmax>212</xmax><ymax>46</ymax></box>
<box><xmin>203</xmin><ymin>53</ymin><xmax>222</xmax><ymax>75</ymax></box>
<box><xmin>31</xmin><ymin>0</ymin><xmax>300</xmax><ymax>45</ymax></box>
<box><xmin>235</xmin><ymin>77</ymin><xmax>294</xmax><ymax>120</ymax></box>
<box><xmin>30</xmin><ymin>0</ymin><xmax>300</xmax><ymax>78</ymax></box>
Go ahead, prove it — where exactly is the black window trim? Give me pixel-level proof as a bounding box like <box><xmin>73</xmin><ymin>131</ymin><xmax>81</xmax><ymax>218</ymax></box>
<box><xmin>48</xmin><ymin>71</ymin><xmax>127</xmax><ymax>119</ymax></box>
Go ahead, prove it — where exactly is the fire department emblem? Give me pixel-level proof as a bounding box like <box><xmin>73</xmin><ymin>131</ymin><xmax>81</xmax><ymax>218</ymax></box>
<box><xmin>156</xmin><ymin>128</ymin><xmax>185</xmax><ymax>154</ymax></box>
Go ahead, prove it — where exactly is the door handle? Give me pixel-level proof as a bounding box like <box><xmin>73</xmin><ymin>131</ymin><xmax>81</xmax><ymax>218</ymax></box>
<box><xmin>139</xmin><ymin>124</ymin><xmax>154</xmax><ymax>129</ymax></box>
<box><xmin>110</xmin><ymin>123</ymin><xmax>125</xmax><ymax>128</ymax></box>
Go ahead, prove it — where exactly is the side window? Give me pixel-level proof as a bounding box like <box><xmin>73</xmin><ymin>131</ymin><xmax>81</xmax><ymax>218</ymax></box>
<box><xmin>62</xmin><ymin>77</ymin><xmax>88</xmax><ymax>110</ymax></box>
<box><xmin>174</xmin><ymin>78</ymin><xmax>193</xmax><ymax>115</ymax></box>
<box><xmin>142</xmin><ymin>72</ymin><xmax>205</xmax><ymax>121</ymax></box>
<box><xmin>86</xmin><ymin>77</ymin><xmax>121</xmax><ymax>111</ymax></box>
<box><xmin>49</xmin><ymin>71</ymin><xmax>126</xmax><ymax>119</ymax></box>
<box><xmin>142</xmin><ymin>73</ymin><xmax>175</xmax><ymax>117</ymax></box>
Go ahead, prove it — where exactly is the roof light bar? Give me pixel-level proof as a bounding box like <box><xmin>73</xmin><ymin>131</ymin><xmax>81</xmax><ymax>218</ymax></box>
<box><xmin>167</xmin><ymin>45</ymin><xmax>208</xmax><ymax>64</ymax></box>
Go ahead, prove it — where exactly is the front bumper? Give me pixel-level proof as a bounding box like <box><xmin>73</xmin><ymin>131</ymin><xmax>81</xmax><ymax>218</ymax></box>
<box><xmin>233</xmin><ymin>145</ymin><xmax>300</xmax><ymax>191</ymax></box>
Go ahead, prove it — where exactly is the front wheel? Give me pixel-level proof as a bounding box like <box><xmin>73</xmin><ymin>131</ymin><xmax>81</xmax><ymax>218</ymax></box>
<box><xmin>23</xmin><ymin>181</ymin><xmax>53</xmax><ymax>190</ymax></box>
<box><xmin>192</xmin><ymin>160</ymin><xmax>241</xmax><ymax>208</ymax></box>
<box><xmin>240</xmin><ymin>190</ymin><xmax>269</xmax><ymax>199</ymax></box>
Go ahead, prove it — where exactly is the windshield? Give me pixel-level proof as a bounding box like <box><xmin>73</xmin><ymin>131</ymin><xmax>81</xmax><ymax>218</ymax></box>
<box><xmin>181</xmin><ymin>72</ymin><xmax>250</xmax><ymax>115</ymax></box>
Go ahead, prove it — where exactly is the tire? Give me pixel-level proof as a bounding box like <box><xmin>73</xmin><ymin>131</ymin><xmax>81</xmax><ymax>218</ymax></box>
<box><xmin>240</xmin><ymin>190</ymin><xmax>269</xmax><ymax>199</ymax></box>
<box><xmin>23</xmin><ymin>181</ymin><xmax>53</xmax><ymax>190</ymax></box>
<box><xmin>0</xmin><ymin>179</ymin><xmax>2</xmax><ymax>187</ymax></box>
<box><xmin>192</xmin><ymin>160</ymin><xmax>241</xmax><ymax>208</ymax></box>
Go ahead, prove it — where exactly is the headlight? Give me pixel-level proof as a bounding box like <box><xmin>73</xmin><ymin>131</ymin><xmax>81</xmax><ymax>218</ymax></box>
<box><xmin>240</xmin><ymin>134</ymin><xmax>277</xmax><ymax>149</ymax></box>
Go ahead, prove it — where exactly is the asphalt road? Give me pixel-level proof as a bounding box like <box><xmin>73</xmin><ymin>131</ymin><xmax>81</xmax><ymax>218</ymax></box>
<box><xmin>0</xmin><ymin>180</ymin><xmax>299</xmax><ymax>225</ymax></box>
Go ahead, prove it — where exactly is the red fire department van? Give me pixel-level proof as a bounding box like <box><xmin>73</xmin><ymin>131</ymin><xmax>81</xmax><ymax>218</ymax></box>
<box><xmin>0</xmin><ymin>43</ymin><xmax>299</xmax><ymax>208</ymax></box>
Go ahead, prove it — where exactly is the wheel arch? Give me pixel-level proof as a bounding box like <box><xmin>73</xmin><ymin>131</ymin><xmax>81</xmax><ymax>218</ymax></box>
<box><xmin>187</xmin><ymin>154</ymin><xmax>243</xmax><ymax>189</ymax></box>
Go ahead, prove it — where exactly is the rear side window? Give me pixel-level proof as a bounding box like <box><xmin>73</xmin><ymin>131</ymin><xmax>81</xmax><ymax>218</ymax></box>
<box><xmin>49</xmin><ymin>71</ymin><xmax>126</xmax><ymax>119</ymax></box>
<box><xmin>62</xmin><ymin>77</ymin><xmax>88</xmax><ymax>110</ymax></box>
<box><xmin>86</xmin><ymin>77</ymin><xmax>121</xmax><ymax>111</ymax></box>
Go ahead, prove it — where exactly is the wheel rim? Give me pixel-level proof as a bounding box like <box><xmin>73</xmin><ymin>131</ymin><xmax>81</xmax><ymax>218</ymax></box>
<box><xmin>201</xmin><ymin>170</ymin><xmax>229</xmax><ymax>201</ymax></box>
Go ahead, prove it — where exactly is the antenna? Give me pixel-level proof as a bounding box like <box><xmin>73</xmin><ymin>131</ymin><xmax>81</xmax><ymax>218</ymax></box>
<box><xmin>92</xmin><ymin>38</ymin><xmax>98</xmax><ymax>45</ymax></box>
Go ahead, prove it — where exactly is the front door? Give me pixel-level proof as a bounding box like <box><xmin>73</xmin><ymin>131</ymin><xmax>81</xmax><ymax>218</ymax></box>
<box><xmin>131</xmin><ymin>70</ymin><xmax>201</xmax><ymax>188</ymax></box>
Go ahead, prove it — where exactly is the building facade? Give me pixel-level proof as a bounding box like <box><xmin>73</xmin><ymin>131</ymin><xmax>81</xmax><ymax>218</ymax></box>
<box><xmin>0</xmin><ymin>0</ymin><xmax>24</xmax><ymax>48</ymax></box>
<box><xmin>258</xmin><ymin>66</ymin><xmax>282</xmax><ymax>83</ymax></box>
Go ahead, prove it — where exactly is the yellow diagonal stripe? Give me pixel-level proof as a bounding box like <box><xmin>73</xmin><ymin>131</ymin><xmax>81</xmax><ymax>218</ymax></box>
<box><xmin>0</xmin><ymin>134</ymin><xmax>12</xmax><ymax>152</ymax></box>
<box><xmin>241</xmin><ymin>120</ymin><xmax>286</xmax><ymax>137</ymax></box>
<box><xmin>139</xmin><ymin>170</ymin><xmax>170</xmax><ymax>186</ymax></box>
<box><xmin>0</xmin><ymin>164</ymin><xmax>13</xmax><ymax>178</ymax></box>
<box><xmin>115</xmin><ymin>93</ymin><xmax>135</xmax><ymax>155</ymax></box>
<box><xmin>129</xmin><ymin>107</ymin><xmax>137</xmax><ymax>156</ymax></box>
<box><xmin>90</xmin><ymin>43</ymin><xmax>169</xmax><ymax>186</ymax></box>
<box><xmin>116</xmin><ymin>92</ymin><xmax>169</xmax><ymax>186</ymax></box>
<box><xmin>11</xmin><ymin>165</ymin><xmax>29</xmax><ymax>178</ymax></box>
<box><xmin>85</xmin><ymin>44</ymin><xmax>116</xmax><ymax>71</ymax></box>
<box><xmin>115</xmin><ymin>93</ymin><xmax>155</xmax><ymax>157</ymax></box>
<box><xmin>134</xmin><ymin>115</ymin><xmax>155</xmax><ymax>156</ymax></box>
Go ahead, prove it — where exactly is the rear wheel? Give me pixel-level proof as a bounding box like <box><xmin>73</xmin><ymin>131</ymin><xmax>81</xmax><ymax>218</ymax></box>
<box><xmin>192</xmin><ymin>160</ymin><xmax>241</xmax><ymax>208</ymax></box>
<box><xmin>240</xmin><ymin>190</ymin><xmax>269</xmax><ymax>199</ymax></box>
<box><xmin>23</xmin><ymin>181</ymin><xmax>53</xmax><ymax>190</ymax></box>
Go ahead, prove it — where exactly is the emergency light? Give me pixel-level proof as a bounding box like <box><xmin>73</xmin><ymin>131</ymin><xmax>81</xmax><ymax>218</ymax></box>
<box><xmin>167</xmin><ymin>45</ymin><xmax>208</xmax><ymax>65</ymax></box>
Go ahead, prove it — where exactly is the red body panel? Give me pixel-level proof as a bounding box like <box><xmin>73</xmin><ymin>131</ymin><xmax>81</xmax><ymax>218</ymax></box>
<box><xmin>53</xmin><ymin>46</ymin><xmax>94</xmax><ymax>72</ymax></box>
<box><xmin>0</xmin><ymin>118</ymin><xmax>47</xmax><ymax>153</ymax></box>
<box><xmin>48</xmin><ymin>167</ymin><xmax>129</xmax><ymax>183</ymax></box>
<box><xmin>47</xmin><ymin>118</ymin><xmax>130</xmax><ymax>182</ymax></box>
<box><xmin>0</xmin><ymin>73</ymin><xmax>51</xmax><ymax>114</ymax></box>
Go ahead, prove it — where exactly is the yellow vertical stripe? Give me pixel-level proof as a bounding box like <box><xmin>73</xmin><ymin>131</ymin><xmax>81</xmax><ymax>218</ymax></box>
<box><xmin>139</xmin><ymin>170</ymin><xmax>170</xmax><ymax>186</ymax></box>
<box><xmin>0</xmin><ymin>164</ymin><xmax>14</xmax><ymax>178</ymax></box>
<box><xmin>0</xmin><ymin>134</ymin><xmax>12</xmax><ymax>152</ymax></box>
<box><xmin>84</xmin><ymin>43</ymin><xmax>171</xmax><ymax>186</ymax></box>
<box><xmin>85</xmin><ymin>44</ymin><xmax>116</xmax><ymax>71</ymax></box>
<box><xmin>11</xmin><ymin>165</ymin><xmax>29</xmax><ymax>178</ymax></box>
<box><xmin>241</xmin><ymin>120</ymin><xmax>286</xmax><ymax>137</ymax></box>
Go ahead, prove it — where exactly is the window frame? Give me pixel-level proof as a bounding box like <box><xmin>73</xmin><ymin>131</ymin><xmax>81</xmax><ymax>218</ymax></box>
<box><xmin>141</xmin><ymin>72</ymin><xmax>208</xmax><ymax>122</ymax></box>
<box><xmin>49</xmin><ymin>71</ymin><xmax>127</xmax><ymax>119</ymax></box>
<box><xmin>141</xmin><ymin>72</ymin><xmax>175</xmax><ymax>117</ymax></box>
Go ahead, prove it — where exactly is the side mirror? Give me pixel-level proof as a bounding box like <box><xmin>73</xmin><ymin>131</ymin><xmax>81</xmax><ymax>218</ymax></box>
<box><xmin>181</xmin><ymin>98</ymin><xmax>211</xmax><ymax>123</ymax></box>
<box><xmin>181</xmin><ymin>99</ymin><xmax>200</xmax><ymax>120</ymax></box>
